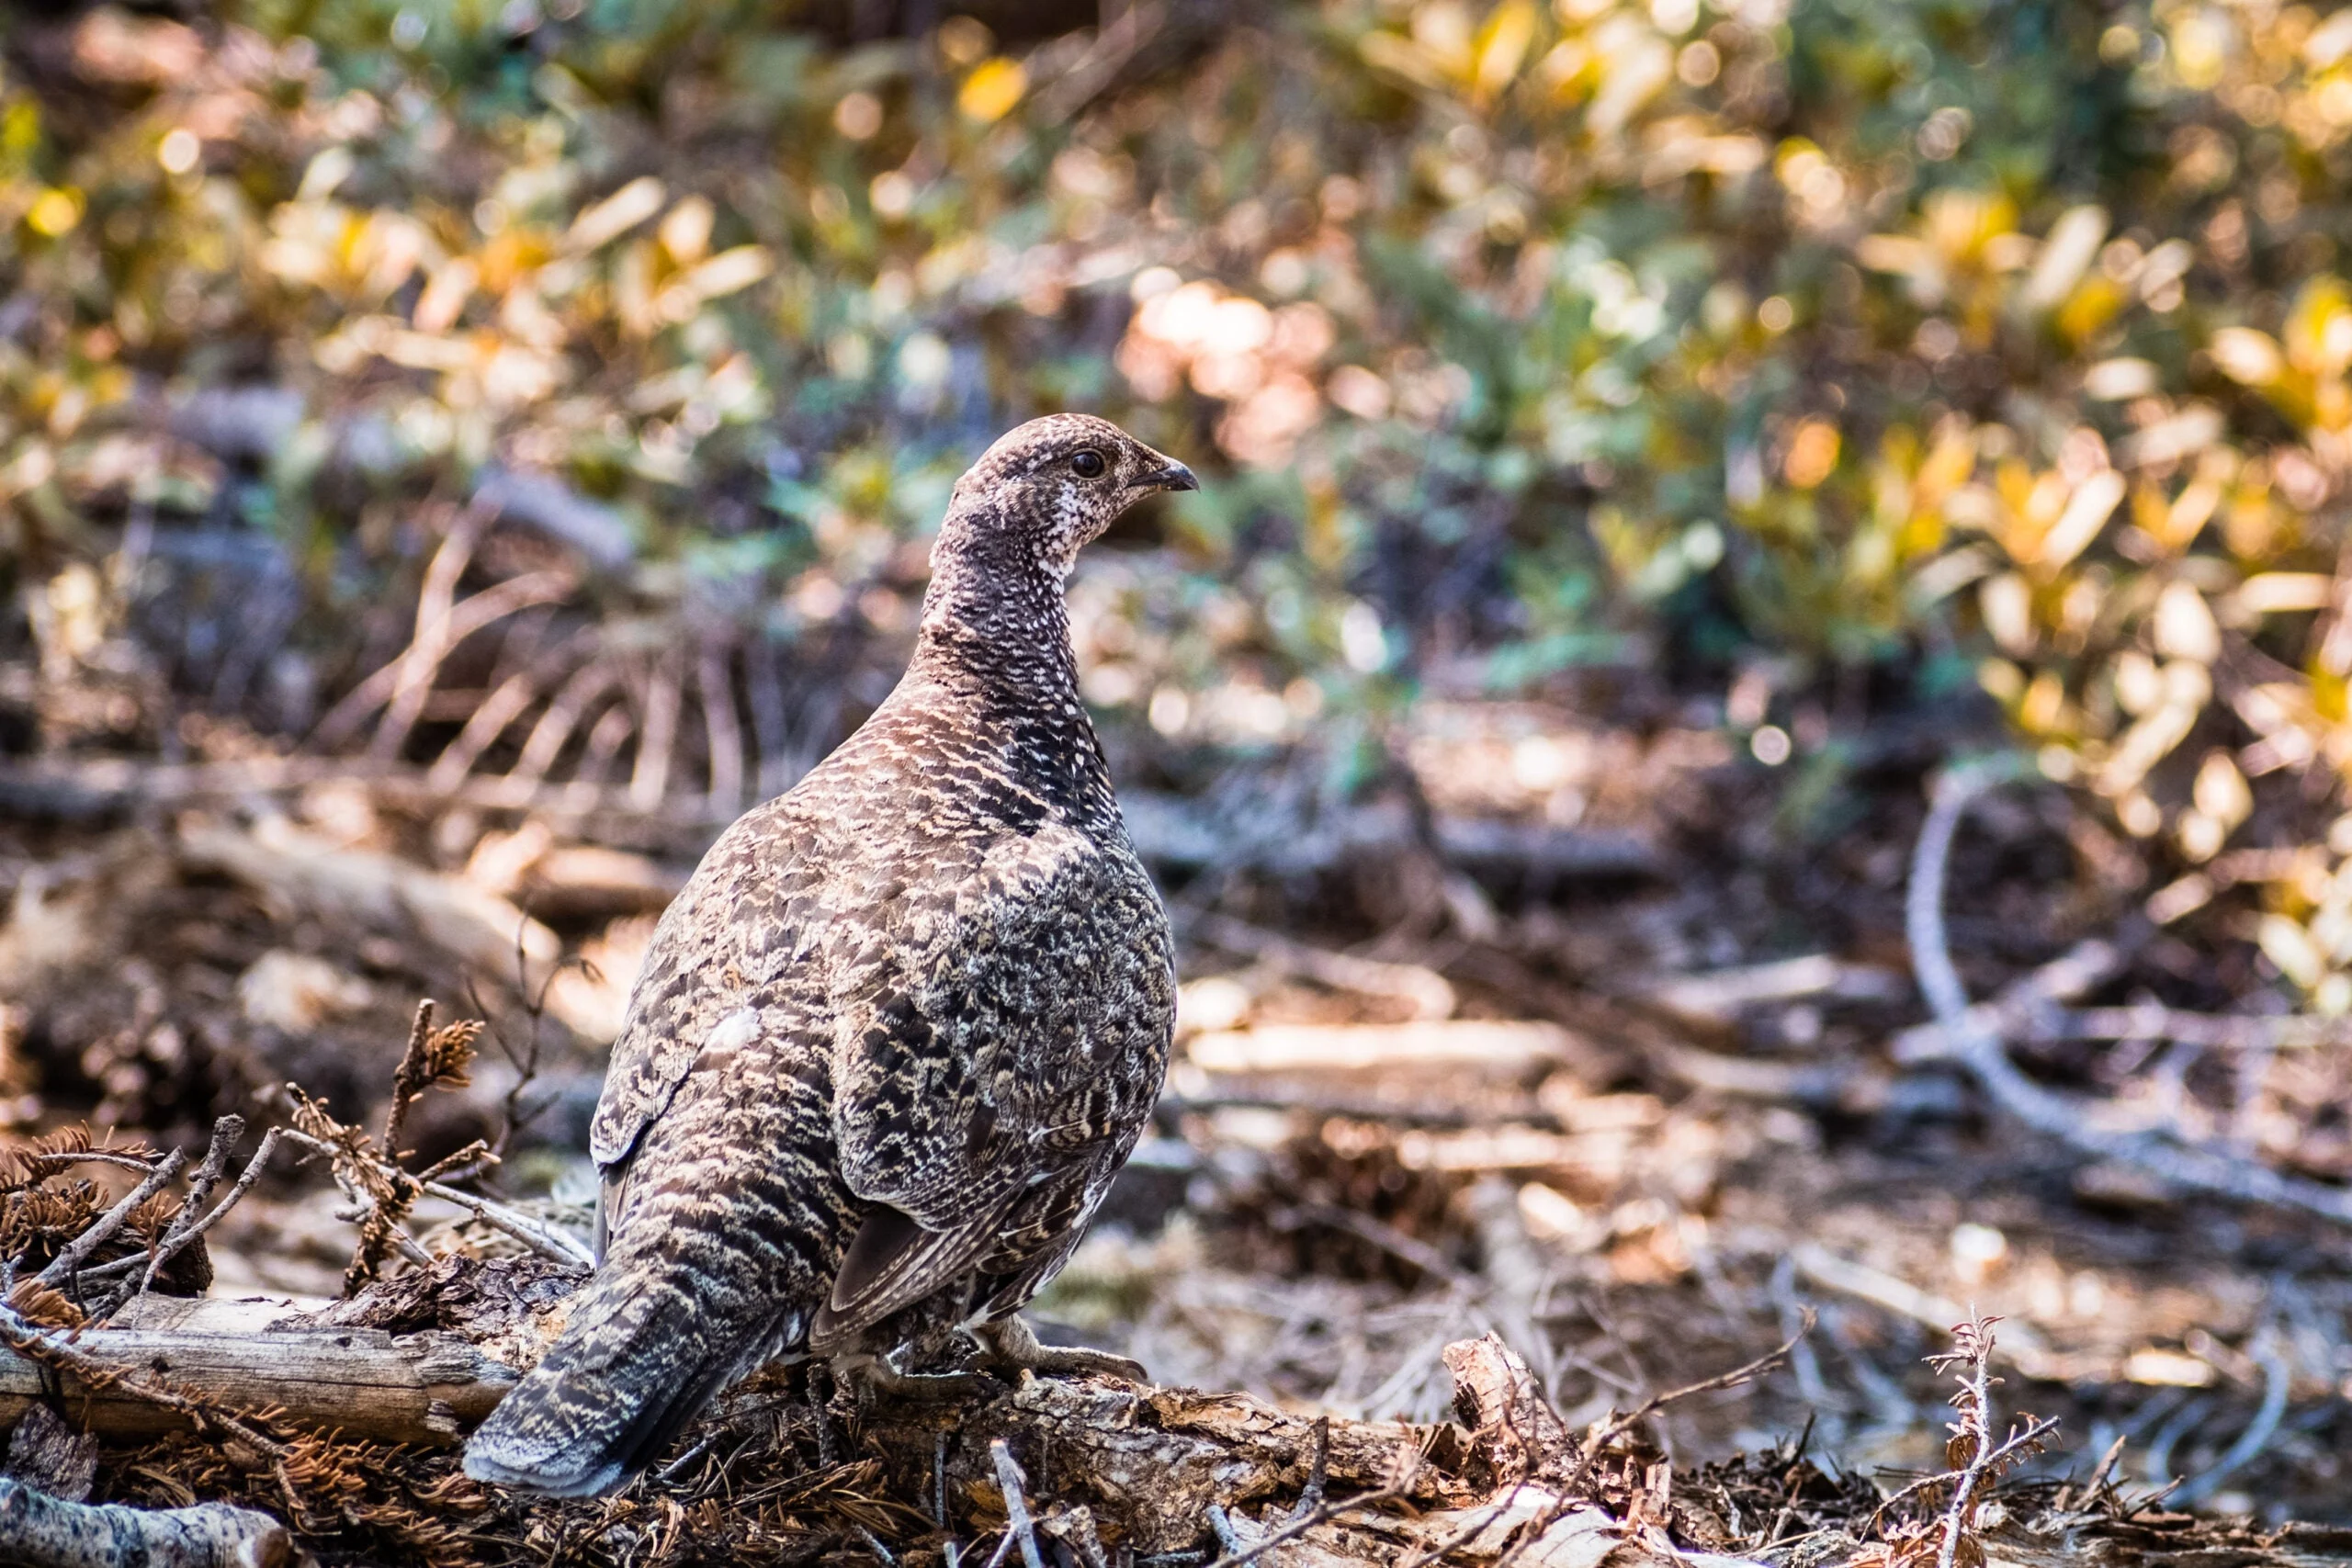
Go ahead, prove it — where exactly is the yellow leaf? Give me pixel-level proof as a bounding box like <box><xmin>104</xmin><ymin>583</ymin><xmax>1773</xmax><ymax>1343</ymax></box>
<box><xmin>1473</xmin><ymin>0</ymin><xmax>1538</xmax><ymax>104</ymax></box>
<box><xmin>2155</xmin><ymin>479</ymin><xmax>2221</xmax><ymax>551</ymax></box>
<box><xmin>958</xmin><ymin>57</ymin><xmax>1028</xmax><ymax>123</ymax></box>
<box><xmin>2035</xmin><ymin>468</ymin><xmax>2124</xmax><ymax>572</ymax></box>
<box><xmin>2237</xmin><ymin>572</ymin><xmax>2335</xmax><ymax>614</ymax></box>
<box><xmin>2210</xmin><ymin>327</ymin><xmax>2285</xmax><ymax>387</ymax></box>
<box><xmin>2020</xmin><ymin>204</ymin><xmax>2108</xmax><ymax>312</ymax></box>
<box><xmin>26</xmin><ymin>187</ymin><xmax>82</xmax><ymax>237</ymax></box>
<box><xmin>1913</xmin><ymin>424</ymin><xmax>1977</xmax><ymax>511</ymax></box>
<box><xmin>660</xmin><ymin>196</ymin><xmax>715</xmax><ymax>265</ymax></box>
<box><xmin>1358</xmin><ymin>30</ymin><xmax>1449</xmax><ymax>90</ymax></box>
<box><xmin>2283</xmin><ymin>276</ymin><xmax>2352</xmax><ymax>377</ymax></box>
<box><xmin>2152</xmin><ymin>581</ymin><xmax>2220</xmax><ymax>663</ymax></box>
<box><xmin>1533</xmin><ymin>39</ymin><xmax>1590</xmax><ymax>101</ymax></box>
<box><xmin>2054</xmin><ymin>276</ymin><xmax>2126</xmax><ymax>345</ymax></box>
<box><xmin>2019</xmin><ymin>670</ymin><xmax>2066</xmax><ymax>733</ymax></box>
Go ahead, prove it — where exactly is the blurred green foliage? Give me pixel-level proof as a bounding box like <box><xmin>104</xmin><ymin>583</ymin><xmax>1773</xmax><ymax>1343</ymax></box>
<box><xmin>17</xmin><ymin>1</ymin><xmax>2352</xmax><ymax>994</ymax></box>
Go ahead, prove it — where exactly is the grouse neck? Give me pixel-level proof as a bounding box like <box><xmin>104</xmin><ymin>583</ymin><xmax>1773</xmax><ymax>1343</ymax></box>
<box><xmin>910</xmin><ymin>540</ymin><xmax>1085</xmax><ymax>709</ymax></box>
<box><xmin>908</xmin><ymin>542</ymin><xmax>1121</xmax><ymax>829</ymax></box>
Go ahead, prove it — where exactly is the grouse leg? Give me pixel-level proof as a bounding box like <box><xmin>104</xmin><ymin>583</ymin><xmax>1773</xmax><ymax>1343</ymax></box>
<box><xmin>974</xmin><ymin>1314</ymin><xmax>1148</xmax><ymax>1383</ymax></box>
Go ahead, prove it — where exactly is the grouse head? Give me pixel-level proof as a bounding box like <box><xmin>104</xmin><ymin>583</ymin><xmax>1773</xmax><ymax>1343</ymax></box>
<box><xmin>938</xmin><ymin>413</ymin><xmax>1197</xmax><ymax>575</ymax></box>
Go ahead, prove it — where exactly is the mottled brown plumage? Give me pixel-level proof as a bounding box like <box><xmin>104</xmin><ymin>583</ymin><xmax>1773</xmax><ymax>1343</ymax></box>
<box><xmin>463</xmin><ymin>415</ymin><xmax>1193</xmax><ymax>1496</ymax></box>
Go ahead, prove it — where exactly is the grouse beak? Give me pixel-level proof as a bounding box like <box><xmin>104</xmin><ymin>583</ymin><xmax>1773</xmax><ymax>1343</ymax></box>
<box><xmin>1138</xmin><ymin>458</ymin><xmax>1199</xmax><ymax>493</ymax></box>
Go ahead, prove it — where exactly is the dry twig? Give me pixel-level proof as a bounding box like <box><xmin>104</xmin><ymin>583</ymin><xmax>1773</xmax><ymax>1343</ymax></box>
<box><xmin>2175</xmin><ymin>1333</ymin><xmax>2291</xmax><ymax>1506</ymax></box>
<box><xmin>34</xmin><ymin>1150</ymin><xmax>185</xmax><ymax>1292</ymax></box>
<box><xmin>133</xmin><ymin>1129</ymin><xmax>281</xmax><ymax>1308</ymax></box>
<box><xmin>1926</xmin><ymin>1319</ymin><xmax>2053</xmax><ymax>1568</ymax></box>
<box><xmin>989</xmin><ymin>1439</ymin><xmax>1045</xmax><ymax>1568</ymax></box>
<box><xmin>1906</xmin><ymin>760</ymin><xmax>2352</xmax><ymax>1224</ymax></box>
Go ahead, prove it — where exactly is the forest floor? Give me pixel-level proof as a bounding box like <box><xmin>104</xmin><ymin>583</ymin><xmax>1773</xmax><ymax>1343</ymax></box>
<box><xmin>3</xmin><ymin>689</ymin><xmax>2350</xmax><ymax>1563</ymax></box>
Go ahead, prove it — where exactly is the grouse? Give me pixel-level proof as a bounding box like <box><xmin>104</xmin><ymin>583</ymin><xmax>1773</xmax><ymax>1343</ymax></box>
<box><xmin>463</xmin><ymin>415</ymin><xmax>1194</xmax><ymax>1496</ymax></box>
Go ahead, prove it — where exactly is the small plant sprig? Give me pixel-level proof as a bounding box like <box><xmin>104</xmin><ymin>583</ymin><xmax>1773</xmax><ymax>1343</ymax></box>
<box><xmin>1858</xmin><ymin>1316</ymin><xmax>2061</xmax><ymax>1568</ymax></box>
<box><xmin>283</xmin><ymin>998</ymin><xmax>589</xmax><ymax>1293</ymax></box>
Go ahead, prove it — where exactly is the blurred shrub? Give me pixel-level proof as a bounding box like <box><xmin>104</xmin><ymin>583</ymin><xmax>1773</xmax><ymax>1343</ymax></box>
<box><xmin>14</xmin><ymin>2</ymin><xmax>2352</xmax><ymax>998</ymax></box>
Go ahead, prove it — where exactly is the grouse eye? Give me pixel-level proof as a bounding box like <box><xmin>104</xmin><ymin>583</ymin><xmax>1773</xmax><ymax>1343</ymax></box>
<box><xmin>1070</xmin><ymin>449</ymin><xmax>1106</xmax><ymax>479</ymax></box>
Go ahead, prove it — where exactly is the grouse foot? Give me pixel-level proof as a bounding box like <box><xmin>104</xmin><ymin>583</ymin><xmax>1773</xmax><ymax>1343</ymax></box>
<box><xmin>974</xmin><ymin>1314</ymin><xmax>1148</xmax><ymax>1383</ymax></box>
<box><xmin>834</xmin><ymin>1352</ymin><xmax>995</xmax><ymax>1404</ymax></box>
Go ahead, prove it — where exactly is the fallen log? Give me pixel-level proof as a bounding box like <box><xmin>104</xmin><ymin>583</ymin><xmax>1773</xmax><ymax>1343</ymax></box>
<box><xmin>0</xmin><ymin>1292</ymin><xmax>530</xmax><ymax>1446</ymax></box>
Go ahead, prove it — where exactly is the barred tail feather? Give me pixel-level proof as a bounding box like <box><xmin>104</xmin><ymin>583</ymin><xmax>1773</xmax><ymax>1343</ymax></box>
<box><xmin>462</xmin><ymin>1361</ymin><xmax>718</xmax><ymax>1498</ymax></box>
<box><xmin>463</xmin><ymin>1268</ymin><xmax>800</xmax><ymax>1497</ymax></box>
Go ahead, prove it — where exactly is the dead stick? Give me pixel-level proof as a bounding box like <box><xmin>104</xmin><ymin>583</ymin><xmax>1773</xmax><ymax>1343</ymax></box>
<box><xmin>277</xmin><ymin>1130</ymin><xmax>590</xmax><ymax>1269</ymax></box>
<box><xmin>1932</xmin><ymin>1327</ymin><xmax>1999</xmax><ymax>1568</ymax></box>
<box><xmin>138</xmin><ymin>1131</ymin><xmax>282</xmax><ymax>1298</ymax></box>
<box><xmin>415</xmin><ymin>1179</ymin><xmax>593</xmax><ymax>1268</ymax></box>
<box><xmin>37</xmin><ymin>1151</ymin><xmax>186</xmax><ymax>1290</ymax></box>
<box><xmin>168</xmin><ymin>1117</ymin><xmax>242</xmax><ymax>1244</ymax></box>
<box><xmin>12</xmin><ymin>1151</ymin><xmax>162</xmax><ymax>1180</ymax></box>
<box><xmin>381</xmin><ymin>1001</ymin><xmax>436</xmax><ymax>1168</ymax></box>
<box><xmin>1907</xmin><ymin>761</ymin><xmax>2352</xmax><ymax>1224</ymax></box>
<box><xmin>990</xmin><ymin>1438</ymin><xmax>1046</xmax><ymax>1568</ymax></box>
<box><xmin>125</xmin><ymin>1118</ymin><xmax>243</xmax><ymax>1304</ymax></box>
<box><xmin>1204</xmin><ymin>1505</ymin><xmax>1250</xmax><ymax>1556</ymax></box>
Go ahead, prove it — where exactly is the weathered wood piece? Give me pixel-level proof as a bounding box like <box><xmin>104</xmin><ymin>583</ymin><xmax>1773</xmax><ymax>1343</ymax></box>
<box><xmin>0</xmin><ymin>1478</ymin><xmax>291</xmax><ymax>1568</ymax></box>
<box><xmin>1184</xmin><ymin>1021</ymin><xmax>1580</xmax><ymax>1079</ymax></box>
<box><xmin>0</xmin><ymin>1293</ymin><xmax>528</xmax><ymax>1446</ymax></box>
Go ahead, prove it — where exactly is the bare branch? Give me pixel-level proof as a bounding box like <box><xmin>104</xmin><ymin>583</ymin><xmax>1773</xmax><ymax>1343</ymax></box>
<box><xmin>133</xmin><ymin>1130</ymin><xmax>283</xmax><ymax>1304</ymax></box>
<box><xmin>989</xmin><ymin>1439</ymin><xmax>1046</xmax><ymax>1568</ymax></box>
<box><xmin>1906</xmin><ymin>759</ymin><xmax>2352</xmax><ymax>1224</ymax></box>
<box><xmin>36</xmin><ymin>1150</ymin><xmax>186</xmax><ymax>1291</ymax></box>
<box><xmin>414</xmin><ymin>1178</ymin><xmax>593</xmax><ymax>1269</ymax></box>
<box><xmin>2176</xmin><ymin>1336</ymin><xmax>2291</xmax><ymax>1506</ymax></box>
